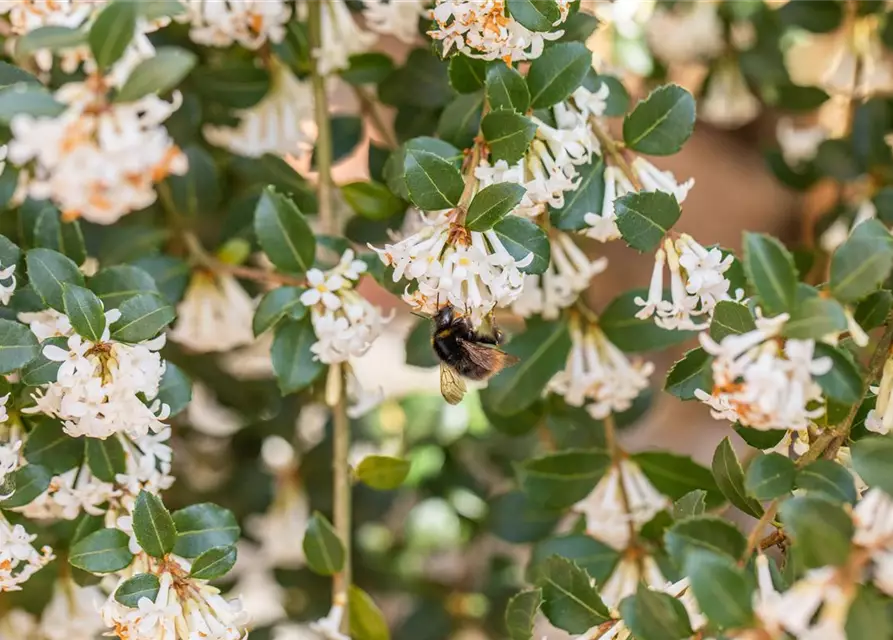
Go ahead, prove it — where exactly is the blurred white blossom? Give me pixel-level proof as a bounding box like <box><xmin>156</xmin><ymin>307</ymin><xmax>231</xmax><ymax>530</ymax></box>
<box><xmin>170</xmin><ymin>270</ymin><xmax>255</xmax><ymax>353</ymax></box>
<box><xmin>178</xmin><ymin>0</ymin><xmax>291</xmax><ymax>49</ymax></box>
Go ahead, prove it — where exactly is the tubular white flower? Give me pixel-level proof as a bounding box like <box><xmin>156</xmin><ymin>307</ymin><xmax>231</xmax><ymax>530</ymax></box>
<box><xmin>866</xmin><ymin>357</ymin><xmax>893</xmax><ymax>435</ymax></box>
<box><xmin>25</xmin><ymin>309</ymin><xmax>170</xmax><ymax>440</ymax></box>
<box><xmin>695</xmin><ymin>313</ymin><xmax>833</xmax><ymax>431</ymax></box>
<box><xmin>0</xmin><ymin>512</ymin><xmax>54</xmax><ymax>591</ymax></box>
<box><xmin>203</xmin><ymin>58</ymin><xmax>316</xmax><ymax>158</ymax></box>
<box><xmin>0</xmin><ymin>262</ymin><xmax>15</xmax><ymax>306</ymax></box>
<box><xmin>309</xmin><ymin>601</ymin><xmax>350</xmax><ymax>640</ymax></box>
<box><xmin>0</xmin><ymin>0</ymin><xmax>99</xmax><ymax>72</ymax></box>
<box><xmin>227</xmin><ymin>543</ymin><xmax>287</xmax><ymax>628</ymax></box>
<box><xmin>169</xmin><ymin>270</ymin><xmax>256</xmax><ymax>354</ymax></box>
<box><xmin>305</xmin><ymin>0</ymin><xmax>377</xmax><ymax>76</ymax></box>
<box><xmin>592</xmin><ymin>577</ymin><xmax>703</xmax><ymax>640</ymax></box>
<box><xmin>698</xmin><ymin>60</ymin><xmax>761</xmax><ymax>129</ymax></box>
<box><xmin>512</xmin><ymin>232</ymin><xmax>607</xmax><ymax>319</ymax></box>
<box><xmin>371</xmin><ymin>212</ymin><xmax>532</xmax><ymax>326</ymax></box>
<box><xmin>186</xmin><ymin>383</ymin><xmax>244</xmax><ymax>437</ymax></box>
<box><xmin>429</xmin><ymin>0</ymin><xmax>571</xmax><ymax>62</ymax></box>
<box><xmin>0</xmin><ymin>435</ymin><xmax>20</xmax><ymax>497</ymax></box>
<box><xmin>757</xmin><ymin>566</ymin><xmax>853</xmax><ymax>639</ymax></box>
<box><xmin>304</xmin><ymin>249</ymin><xmax>392</xmax><ymax>364</ymax></box>
<box><xmin>574</xmin><ymin>459</ymin><xmax>669</xmax><ymax>551</ymax></box>
<box><xmin>8</xmin><ymin>76</ymin><xmax>187</xmax><ymax>225</ymax></box>
<box><xmin>18</xmin><ymin>308</ymin><xmax>73</xmax><ymax>342</ymax></box>
<box><xmin>777</xmin><ymin>118</ymin><xmax>826</xmax><ymax>167</ymax></box>
<box><xmin>548</xmin><ymin>317</ymin><xmax>654</xmax><ymax>420</ymax></box>
<box><xmin>362</xmin><ymin>0</ymin><xmax>427</xmax><ymax>43</ymax></box>
<box><xmin>599</xmin><ymin>554</ymin><xmax>667</xmax><ymax>610</ymax></box>
<box><xmin>644</xmin><ymin>2</ymin><xmax>724</xmax><ymax>65</ymax></box>
<box><xmin>246</xmin><ymin>481</ymin><xmax>310</xmax><ymax>569</ymax></box>
<box><xmin>820</xmin><ymin>199</ymin><xmax>877</xmax><ymax>255</ymax></box>
<box><xmin>178</xmin><ymin>0</ymin><xmax>291</xmax><ymax>49</ymax></box>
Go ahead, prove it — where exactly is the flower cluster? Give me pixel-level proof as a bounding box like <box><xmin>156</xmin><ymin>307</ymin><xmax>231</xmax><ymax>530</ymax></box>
<box><xmin>429</xmin><ymin>0</ymin><xmax>572</xmax><ymax>62</ymax></box>
<box><xmin>0</xmin><ymin>514</ymin><xmax>54</xmax><ymax>592</ymax></box>
<box><xmin>24</xmin><ymin>309</ymin><xmax>170</xmax><ymax>440</ymax></box>
<box><xmin>0</xmin><ymin>0</ymin><xmax>98</xmax><ymax>71</ymax></box>
<box><xmin>695</xmin><ymin>313</ymin><xmax>833</xmax><ymax>432</ymax></box>
<box><xmin>178</xmin><ymin>0</ymin><xmax>291</xmax><ymax>49</ymax></box>
<box><xmin>636</xmin><ymin>234</ymin><xmax>741</xmax><ymax>330</ymax></box>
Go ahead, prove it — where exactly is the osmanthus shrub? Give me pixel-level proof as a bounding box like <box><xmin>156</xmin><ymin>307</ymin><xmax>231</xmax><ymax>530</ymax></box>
<box><xmin>0</xmin><ymin>1</ymin><xmax>892</xmax><ymax>640</ymax></box>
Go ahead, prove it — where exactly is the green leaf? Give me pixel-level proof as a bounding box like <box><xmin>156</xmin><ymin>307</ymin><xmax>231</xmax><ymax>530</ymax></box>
<box><xmin>796</xmin><ymin>460</ymin><xmax>857</xmax><ymax>504</ymax></box>
<box><xmin>342</xmin><ymin>181</ymin><xmax>405</xmax><ymax>221</ymax></box>
<box><xmin>0</xmin><ymin>319</ymin><xmax>40</xmax><ymax>374</ymax></box>
<box><xmin>89</xmin><ymin>265</ymin><xmax>159</xmax><ymax>309</ymax></box>
<box><xmin>734</xmin><ymin>424</ymin><xmax>787</xmax><ymax>450</ymax></box>
<box><xmin>466</xmin><ymin>183</ymin><xmax>526</xmax><ymax>231</ymax></box>
<box><xmin>830</xmin><ymin>219</ymin><xmax>893</xmax><ymax>303</ymax></box>
<box><xmin>488</xmin><ymin>490</ymin><xmax>561</xmax><ymax>543</ymax></box>
<box><xmin>813</xmin><ymin>342</ymin><xmax>862</xmax><ymax>404</ymax></box>
<box><xmin>665</xmin><ymin>348</ymin><xmax>712</xmax><ymax>401</ymax></box>
<box><xmin>26</xmin><ymin>248</ymin><xmax>84</xmax><ymax>312</ymax></box>
<box><xmin>614</xmin><ymin>191</ymin><xmax>681</xmax><ymax>253</ymax></box>
<box><xmin>684</xmin><ymin>550</ymin><xmax>755</xmax><ymax>629</ymax></box>
<box><xmin>516</xmin><ymin>449</ymin><xmax>611</xmax><ymax>510</ymax></box>
<box><xmin>622</xmin><ymin>84</ymin><xmax>696</xmax><ymax>155</ymax></box>
<box><xmin>782</xmin><ymin>296</ymin><xmax>848</xmax><ymax>339</ymax></box>
<box><xmin>85</xmin><ymin>437</ymin><xmax>126</xmax><ymax>483</ymax></box>
<box><xmin>0</xmin><ymin>83</ymin><xmax>64</xmax><ymax>123</ymax></box>
<box><xmin>711</xmin><ymin>437</ymin><xmax>763</xmax><ymax>518</ymax></box>
<box><xmin>448</xmin><ymin>56</ymin><xmax>487</xmax><ymax>93</ymax></box>
<box><xmin>132</xmin><ymin>490</ymin><xmax>177</xmax><ymax>558</ymax></box>
<box><xmin>63</xmin><ymin>285</ymin><xmax>106</xmax><ymax>342</ymax></box>
<box><xmin>846</xmin><ymin>586</ymin><xmax>893</xmax><ymax>640</ymax></box>
<box><xmin>665</xmin><ymin>516</ymin><xmax>746</xmax><ymax>569</ymax></box>
<box><xmin>69</xmin><ymin>528</ymin><xmax>134</xmax><ymax>574</ymax></box>
<box><xmin>481</xmin><ymin>111</ymin><xmax>538</xmax><ymax>164</ymax></box>
<box><xmin>619</xmin><ymin>584</ymin><xmax>693</xmax><ymax>640</ymax></box>
<box><xmin>404</xmin><ymin>147</ymin><xmax>464</xmax><ymax>210</ymax></box>
<box><xmin>742</xmin><ymin>232</ymin><xmax>798</xmax><ymax>315</ymax></box>
<box><xmin>854</xmin><ymin>290</ymin><xmax>893</xmax><ymax>329</ymax></box>
<box><xmin>673</xmin><ymin>490</ymin><xmax>707</xmax><ymax>519</ymax></box>
<box><xmin>88</xmin><ymin>0</ymin><xmax>137</xmax><ymax>69</ymax></box>
<box><xmin>851</xmin><ymin>436</ymin><xmax>893</xmax><ymax>496</ymax></box>
<box><xmin>526</xmin><ymin>42</ymin><xmax>593</xmax><ymax>109</ymax></box>
<box><xmin>340</xmin><ymin>52</ymin><xmax>394</xmax><ymax>85</ymax></box>
<box><xmin>405</xmin><ymin>319</ymin><xmax>438</xmax><ymax>368</ymax></box>
<box><xmin>156</xmin><ymin>363</ymin><xmax>192</xmax><ymax>417</ymax></box>
<box><xmin>115</xmin><ymin>46</ymin><xmax>196</xmax><ymax>102</ymax></box>
<box><xmin>252</xmin><ymin>287</ymin><xmax>307</xmax><ymax>337</ymax></box>
<box><xmin>708</xmin><ymin>301</ymin><xmax>756</xmax><ymax>342</ymax></box>
<box><xmin>33</xmin><ymin>207</ymin><xmax>87</xmax><ymax>266</ymax></box>
<box><xmin>599</xmin><ymin>289</ymin><xmax>695</xmax><ymax>353</ymax></box>
<box><xmin>506</xmin><ymin>588</ymin><xmax>542</xmax><ymax>640</ymax></box>
<box><xmin>193</xmin><ymin>62</ymin><xmax>270</xmax><ymax>109</ymax></box>
<box><xmin>549</xmin><ymin>157</ymin><xmax>604</xmax><ymax>231</ymax></box>
<box><xmin>780</xmin><ymin>495</ymin><xmax>853</xmax><ymax>568</ymax></box>
<box><xmin>164</xmin><ymin>145</ymin><xmax>221</xmax><ymax>218</ymax></box>
<box><xmin>491</xmin><ymin>215</ymin><xmax>551</xmax><ymax>274</ymax></box>
<box><xmin>0</xmin><ymin>463</ymin><xmax>52</xmax><ymax>508</ymax></box>
<box><xmin>744</xmin><ymin>453</ymin><xmax>796</xmax><ymax>500</ymax></box>
<box><xmin>254</xmin><ymin>187</ymin><xmax>315</xmax><ymax>275</ymax></box>
<box><xmin>778</xmin><ymin>0</ymin><xmax>844</xmax><ymax>32</ymax></box>
<box><xmin>172</xmin><ymin>503</ymin><xmax>240</xmax><ymax>559</ymax></box>
<box><xmin>14</xmin><ymin>25</ymin><xmax>87</xmax><ymax>59</ymax></box>
<box><xmin>506</xmin><ymin>0</ymin><xmax>560</xmax><ymax>30</ymax></box>
<box><xmin>355</xmin><ymin>455</ymin><xmax>411</xmax><ymax>490</ymax></box>
<box><xmin>110</xmin><ymin>293</ymin><xmax>175</xmax><ymax>343</ymax></box>
<box><xmin>23</xmin><ymin>418</ymin><xmax>83</xmax><ymax>474</ymax></box>
<box><xmin>271</xmin><ymin>317</ymin><xmax>325</xmax><ymax>395</ymax></box>
<box><xmin>485</xmin><ymin>319</ymin><xmax>571</xmax><ymax>414</ymax></box>
<box><xmin>633</xmin><ymin>452</ymin><xmax>724</xmax><ymax>508</ymax></box>
<box><xmin>537</xmin><ymin>556</ymin><xmax>610</xmax><ymax>634</ymax></box>
<box><xmin>528</xmin><ymin>535</ymin><xmax>620</xmax><ymax>585</ymax></box>
<box><xmin>349</xmin><ymin>585</ymin><xmax>391</xmax><ymax>640</ymax></box>
<box><xmin>115</xmin><ymin>574</ymin><xmax>160</xmax><ymax>607</ymax></box>
<box><xmin>303</xmin><ymin>511</ymin><xmax>345</xmax><ymax>576</ymax></box>
<box><xmin>486</xmin><ymin>63</ymin><xmax>531</xmax><ymax>112</ymax></box>
<box><xmin>189</xmin><ymin>545</ymin><xmax>238</xmax><ymax>581</ymax></box>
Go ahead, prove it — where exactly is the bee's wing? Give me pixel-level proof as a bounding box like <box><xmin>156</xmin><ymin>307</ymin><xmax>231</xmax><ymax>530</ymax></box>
<box><xmin>459</xmin><ymin>340</ymin><xmax>520</xmax><ymax>375</ymax></box>
<box><xmin>440</xmin><ymin>362</ymin><xmax>467</xmax><ymax>405</ymax></box>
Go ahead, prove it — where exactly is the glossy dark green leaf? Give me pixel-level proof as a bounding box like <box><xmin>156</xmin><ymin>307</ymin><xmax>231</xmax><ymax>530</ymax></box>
<box><xmin>340</xmin><ymin>52</ymin><xmax>394</xmax><ymax>85</ymax></box>
<box><xmin>86</xmin><ymin>437</ymin><xmax>126</xmax><ymax>483</ymax></box>
<box><xmin>813</xmin><ymin>342</ymin><xmax>862</xmax><ymax>404</ymax></box>
<box><xmin>172</xmin><ymin>503</ymin><xmax>240</xmax><ymax>559</ymax></box>
<box><xmin>665</xmin><ymin>515</ymin><xmax>746</xmax><ymax>569</ymax></box>
<box><xmin>63</xmin><ymin>285</ymin><xmax>105</xmax><ymax>342</ymax></box>
<box><xmin>796</xmin><ymin>460</ymin><xmax>857</xmax><ymax>504</ymax></box>
<box><xmin>88</xmin><ymin>0</ymin><xmax>137</xmax><ymax>69</ymax></box>
<box><xmin>110</xmin><ymin>293</ymin><xmax>175</xmax><ymax>343</ymax></box>
<box><xmin>506</xmin><ymin>0</ymin><xmax>560</xmax><ymax>30</ymax></box>
<box><xmin>303</xmin><ymin>511</ymin><xmax>345</xmax><ymax>576</ymax></box>
<box><xmin>778</xmin><ymin>0</ymin><xmax>844</xmax><ymax>32</ymax></box>
<box><xmin>505</xmin><ymin>588</ymin><xmax>542</xmax><ymax>640</ymax></box>
<box><xmin>684</xmin><ymin>550</ymin><xmax>755</xmax><ymax>629</ymax></box>
<box><xmin>156</xmin><ymin>363</ymin><xmax>191</xmax><ymax>417</ymax></box>
<box><xmin>466</xmin><ymin>183</ymin><xmax>526</xmax><ymax>231</ymax></box>
<box><xmin>33</xmin><ymin>207</ymin><xmax>87</xmax><ymax>266</ymax></box>
<box><xmin>711</xmin><ymin>437</ymin><xmax>763</xmax><ymax>518</ymax></box>
<box><xmin>599</xmin><ymin>289</ymin><xmax>695</xmax><ymax>353</ymax></box>
<box><xmin>846</xmin><ymin>586</ymin><xmax>893</xmax><ymax>640</ymax></box>
<box><xmin>783</xmin><ymin>296</ymin><xmax>848</xmax><ymax>339</ymax></box>
<box><xmin>481</xmin><ymin>111</ymin><xmax>538</xmax><ymax>164</ymax></box>
<box><xmin>780</xmin><ymin>495</ymin><xmax>853</xmax><ymax>568</ymax></box>
<box><xmin>622</xmin><ymin>84</ymin><xmax>696</xmax><ymax>155</ymax></box>
<box><xmin>70</xmin><ymin>528</ymin><xmax>134</xmax><ymax>574</ymax></box>
<box><xmin>619</xmin><ymin>584</ymin><xmax>693</xmax><ymax>640</ymax></box>
<box><xmin>253</xmin><ymin>287</ymin><xmax>307</xmax><ymax>337</ymax></box>
<box><xmin>537</xmin><ymin>556</ymin><xmax>610</xmax><ymax>634</ymax></box>
<box><xmin>271</xmin><ymin>317</ymin><xmax>325</xmax><ymax>395</ymax></box>
<box><xmin>0</xmin><ymin>463</ymin><xmax>52</xmax><ymax>508</ymax></box>
<box><xmin>665</xmin><ymin>348</ymin><xmax>712</xmax><ymax>401</ymax></box>
<box><xmin>254</xmin><ymin>187</ymin><xmax>315</xmax><ymax>275</ymax></box>
<box><xmin>854</xmin><ymin>290</ymin><xmax>893</xmax><ymax>329</ymax></box>
<box><xmin>486</xmin><ymin>62</ymin><xmax>531</xmax><ymax>112</ymax></box>
<box><xmin>115</xmin><ymin>47</ymin><xmax>196</xmax><ymax>102</ymax></box>
<box><xmin>24</xmin><ymin>418</ymin><xmax>83</xmax><ymax>474</ymax></box>
<box><xmin>634</xmin><ymin>451</ymin><xmax>724</xmax><ymax>508</ymax></box>
<box><xmin>734</xmin><ymin>424</ymin><xmax>787</xmax><ymax>450</ymax></box>
<box><xmin>193</xmin><ymin>63</ymin><xmax>270</xmax><ymax>109</ymax></box>
<box><xmin>115</xmin><ymin>574</ymin><xmax>160</xmax><ymax>607</ymax></box>
<box><xmin>26</xmin><ymin>248</ymin><xmax>84</xmax><ymax>312</ymax></box>
<box><xmin>350</xmin><ymin>585</ymin><xmax>391</xmax><ymax>640</ymax></box>
<box><xmin>355</xmin><ymin>456</ymin><xmax>411</xmax><ymax>490</ymax></box>
<box><xmin>526</xmin><ymin>42</ymin><xmax>592</xmax><ymax>109</ymax></box>
<box><xmin>851</xmin><ymin>437</ymin><xmax>893</xmax><ymax>496</ymax></box>
<box><xmin>742</xmin><ymin>232</ymin><xmax>798</xmax><ymax>315</ymax></box>
<box><xmin>549</xmin><ymin>156</ymin><xmax>604</xmax><ymax>230</ymax></box>
<box><xmin>517</xmin><ymin>449</ymin><xmax>611</xmax><ymax>510</ymax></box>
<box><xmin>488</xmin><ymin>490</ymin><xmax>560</xmax><ymax>543</ymax></box>
<box><xmin>133</xmin><ymin>490</ymin><xmax>177</xmax><ymax>558</ymax></box>
<box><xmin>405</xmin><ymin>319</ymin><xmax>438</xmax><ymax>368</ymax></box>
<box><xmin>830</xmin><ymin>219</ymin><xmax>893</xmax><ymax>303</ymax></box>
<box><xmin>437</xmin><ymin>91</ymin><xmax>484</xmax><ymax>148</ymax></box>
<box><xmin>404</xmin><ymin>147</ymin><xmax>464</xmax><ymax>210</ymax></box>
<box><xmin>89</xmin><ymin>265</ymin><xmax>159</xmax><ymax>310</ymax></box>
<box><xmin>528</xmin><ymin>535</ymin><xmax>620</xmax><ymax>585</ymax></box>
<box><xmin>491</xmin><ymin>215</ymin><xmax>551</xmax><ymax>274</ymax></box>
<box><xmin>189</xmin><ymin>545</ymin><xmax>238</xmax><ymax>581</ymax></box>
<box><xmin>448</xmin><ymin>55</ymin><xmax>487</xmax><ymax>93</ymax></box>
<box><xmin>0</xmin><ymin>319</ymin><xmax>40</xmax><ymax>374</ymax></box>
<box><xmin>614</xmin><ymin>191</ymin><xmax>681</xmax><ymax>253</ymax></box>
<box><xmin>744</xmin><ymin>453</ymin><xmax>796</xmax><ymax>501</ymax></box>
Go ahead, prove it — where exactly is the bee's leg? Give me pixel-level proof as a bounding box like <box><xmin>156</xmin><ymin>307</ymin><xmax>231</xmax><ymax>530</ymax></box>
<box><xmin>488</xmin><ymin>313</ymin><xmax>506</xmax><ymax>345</ymax></box>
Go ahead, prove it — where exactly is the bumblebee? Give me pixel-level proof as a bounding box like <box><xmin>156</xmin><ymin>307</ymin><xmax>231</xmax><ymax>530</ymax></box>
<box><xmin>432</xmin><ymin>304</ymin><xmax>519</xmax><ymax>404</ymax></box>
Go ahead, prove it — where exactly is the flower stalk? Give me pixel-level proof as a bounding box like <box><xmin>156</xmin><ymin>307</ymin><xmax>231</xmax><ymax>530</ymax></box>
<box><xmin>309</xmin><ymin>0</ymin><xmax>336</xmax><ymax>236</ymax></box>
<box><xmin>589</xmin><ymin>118</ymin><xmax>643</xmax><ymax>191</ymax></box>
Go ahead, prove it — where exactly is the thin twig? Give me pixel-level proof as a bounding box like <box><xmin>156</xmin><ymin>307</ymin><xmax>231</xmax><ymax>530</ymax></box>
<box><xmin>331</xmin><ymin>365</ymin><xmax>352</xmax><ymax>623</ymax></box>
<box><xmin>589</xmin><ymin>118</ymin><xmax>642</xmax><ymax>190</ymax></box>
<box><xmin>309</xmin><ymin>0</ymin><xmax>336</xmax><ymax>236</ymax></box>
<box><xmin>742</xmin><ymin>500</ymin><xmax>779</xmax><ymax>563</ymax></box>
<box><xmin>182</xmin><ymin>233</ymin><xmax>306</xmax><ymax>287</ymax></box>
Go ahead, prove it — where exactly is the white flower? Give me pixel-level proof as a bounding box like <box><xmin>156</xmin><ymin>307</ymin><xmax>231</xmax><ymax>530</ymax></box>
<box><xmin>695</xmin><ymin>313</ymin><xmax>833</xmax><ymax>431</ymax></box>
<box><xmin>203</xmin><ymin>58</ymin><xmax>316</xmax><ymax>158</ymax></box>
<box><xmin>758</xmin><ymin>566</ymin><xmax>852</xmax><ymax>639</ymax></box>
<box><xmin>698</xmin><ymin>61</ymin><xmax>761</xmax><ymax>129</ymax></box>
<box><xmin>39</xmin><ymin>580</ymin><xmax>105</xmax><ymax>640</ymax></box>
<box><xmin>583</xmin><ymin>158</ymin><xmax>694</xmax><ymax>243</ymax></box>
<box><xmin>246</xmin><ymin>479</ymin><xmax>310</xmax><ymax>569</ymax></box>
<box><xmin>574</xmin><ymin>459</ymin><xmax>669</xmax><ymax>551</ymax></box>
<box><xmin>310</xmin><ymin>602</ymin><xmax>350</xmax><ymax>640</ymax></box>
<box><xmin>186</xmin><ymin>382</ymin><xmax>244</xmax><ymax>437</ymax></box>
<box><xmin>599</xmin><ymin>554</ymin><xmax>667</xmax><ymax>610</ymax></box>
<box><xmin>511</xmin><ymin>232</ymin><xmax>607</xmax><ymax>319</ymax></box>
<box><xmin>372</xmin><ymin>212</ymin><xmax>532</xmax><ymax>326</ymax></box>
<box><xmin>302</xmin><ymin>269</ymin><xmax>346</xmax><ymax>310</ymax></box>
<box><xmin>178</xmin><ymin>0</ymin><xmax>291</xmax><ymax>49</ymax></box>
<box><xmin>16</xmin><ymin>465</ymin><xmax>116</xmax><ymax>521</ymax></box>
<box><xmin>820</xmin><ymin>199</ymin><xmax>877</xmax><ymax>254</ymax></box>
<box><xmin>853</xmin><ymin>488</ymin><xmax>893</xmax><ymax>550</ymax></box>
<box><xmin>218</xmin><ymin>333</ymin><xmax>275</xmax><ymax>380</ymax></box>
<box><xmin>0</xmin><ymin>0</ymin><xmax>99</xmax><ymax>72</ymax></box>
<box><xmin>0</xmin><ymin>512</ymin><xmax>54</xmax><ymax>591</ymax></box>
<box><xmin>0</xmin><ymin>435</ymin><xmax>21</xmax><ymax>496</ymax></box>
<box><xmin>645</xmin><ymin>2</ymin><xmax>724</xmax><ymax>65</ymax></box>
<box><xmin>169</xmin><ymin>270</ymin><xmax>255</xmax><ymax>353</ymax></box>
<box><xmin>548</xmin><ymin>317</ymin><xmax>653</xmax><ymax>420</ymax></box>
<box><xmin>8</xmin><ymin>77</ymin><xmax>187</xmax><ymax>225</ymax></box>
<box><xmin>777</xmin><ymin>118</ymin><xmax>826</xmax><ymax>167</ymax></box>
<box><xmin>26</xmin><ymin>310</ymin><xmax>170</xmax><ymax>440</ymax></box>
<box><xmin>866</xmin><ymin>357</ymin><xmax>893</xmax><ymax>435</ymax></box>
<box><xmin>0</xmin><ymin>263</ymin><xmax>16</xmax><ymax>306</ymax></box>
<box><xmin>18</xmin><ymin>308</ymin><xmax>73</xmax><ymax>342</ymax></box>
<box><xmin>227</xmin><ymin>548</ymin><xmax>287</xmax><ymax>628</ymax></box>
<box><xmin>429</xmin><ymin>0</ymin><xmax>571</xmax><ymax>62</ymax></box>
<box><xmin>305</xmin><ymin>0</ymin><xmax>377</xmax><ymax>76</ymax></box>
<box><xmin>362</xmin><ymin>0</ymin><xmax>427</xmax><ymax>43</ymax></box>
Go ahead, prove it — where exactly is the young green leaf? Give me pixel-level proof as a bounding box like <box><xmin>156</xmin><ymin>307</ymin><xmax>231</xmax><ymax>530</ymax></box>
<box><xmin>88</xmin><ymin>0</ymin><xmax>137</xmax><ymax>69</ymax></box>
<box><xmin>486</xmin><ymin>62</ymin><xmax>531</xmax><ymax>112</ymax></box>
<box><xmin>271</xmin><ymin>317</ymin><xmax>326</xmax><ymax>395</ymax></box>
<box><xmin>684</xmin><ymin>550</ymin><xmax>755</xmax><ymax>629</ymax></box>
<box><xmin>516</xmin><ymin>449</ymin><xmax>611</xmax><ymax>510</ymax></box>
<box><xmin>115</xmin><ymin>573</ymin><xmax>160</xmax><ymax>607</ymax></box>
<box><xmin>665</xmin><ymin>348</ymin><xmax>713</xmax><ymax>401</ymax></box>
<box><xmin>744</xmin><ymin>453</ymin><xmax>796</xmax><ymax>501</ymax></box>
<box><xmin>252</xmin><ymin>287</ymin><xmax>307</xmax><ymax>337</ymax></box>
<box><xmin>15</xmin><ymin>25</ymin><xmax>87</xmax><ymax>59</ymax></box>
<box><xmin>505</xmin><ymin>588</ymin><xmax>543</xmax><ymax>640</ymax></box>
<box><xmin>341</xmin><ymin>181</ymin><xmax>405</xmax><ymax>221</ymax></box>
<box><xmin>254</xmin><ymin>187</ymin><xmax>315</xmax><ymax>275</ymax></box>
<box><xmin>0</xmin><ymin>319</ymin><xmax>40</xmax><ymax>374</ymax></box>
<box><xmin>481</xmin><ymin>111</ymin><xmax>538</xmax><ymax>164</ymax></box>
<box><xmin>109</xmin><ymin>293</ymin><xmax>175</xmax><ymax>343</ymax></box>
<box><xmin>711</xmin><ymin>437</ymin><xmax>763</xmax><ymax>518</ymax></box>
<box><xmin>189</xmin><ymin>545</ymin><xmax>238</xmax><ymax>581</ymax></box>
<box><xmin>132</xmin><ymin>490</ymin><xmax>177</xmax><ymax>558</ymax></box>
<box><xmin>622</xmin><ymin>84</ymin><xmax>696</xmax><ymax>155</ymax></box>
<box><xmin>355</xmin><ymin>455</ymin><xmax>411</xmax><ymax>490</ymax></box>
<box><xmin>673</xmin><ymin>490</ymin><xmax>707</xmax><ymax>519</ymax></box>
<box><xmin>63</xmin><ymin>284</ymin><xmax>106</xmax><ymax>342</ymax></box>
<box><xmin>70</xmin><ymin>528</ymin><xmax>134</xmax><ymax>574</ymax></box>
<box><xmin>830</xmin><ymin>219</ymin><xmax>893</xmax><ymax>303</ymax></box>
<box><xmin>526</xmin><ymin>42</ymin><xmax>592</xmax><ymax>109</ymax></box>
<box><xmin>465</xmin><ymin>183</ymin><xmax>527</xmax><ymax>231</ymax></box>
<box><xmin>491</xmin><ymin>215</ymin><xmax>551</xmax><ymax>274</ymax></box>
<box><xmin>619</xmin><ymin>583</ymin><xmax>693</xmax><ymax>640</ymax></box>
<box><xmin>349</xmin><ymin>585</ymin><xmax>392</xmax><ymax>640</ymax></box>
<box><xmin>846</xmin><ymin>586</ymin><xmax>893</xmax><ymax>640</ymax></box>
<box><xmin>404</xmin><ymin>147</ymin><xmax>464</xmax><ymax>210</ymax></box>
<box><xmin>303</xmin><ymin>511</ymin><xmax>345</xmax><ymax>576</ymax></box>
<box><xmin>614</xmin><ymin>191</ymin><xmax>681</xmax><ymax>253</ymax></box>
<box><xmin>742</xmin><ymin>232</ymin><xmax>798</xmax><ymax>315</ymax></box>
<box><xmin>26</xmin><ymin>248</ymin><xmax>85</xmax><ymax>312</ymax></box>
<box><xmin>85</xmin><ymin>437</ymin><xmax>126</xmax><ymax>483</ymax></box>
<box><xmin>664</xmin><ymin>516</ymin><xmax>747</xmax><ymax>568</ymax></box>
<box><xmin>172</xmin><ymin>503</ymin><xmax>240</xmax><ymax>558</ymax></box>
<box><xmin>537</xmin><ymin>556</ymin><xmax>610</xmax><ymax>634</ymax></box>
<box><xmin>780</xmin><ymin>495</ymin><xmax>853</xmax><ymax>568</ymax></box>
